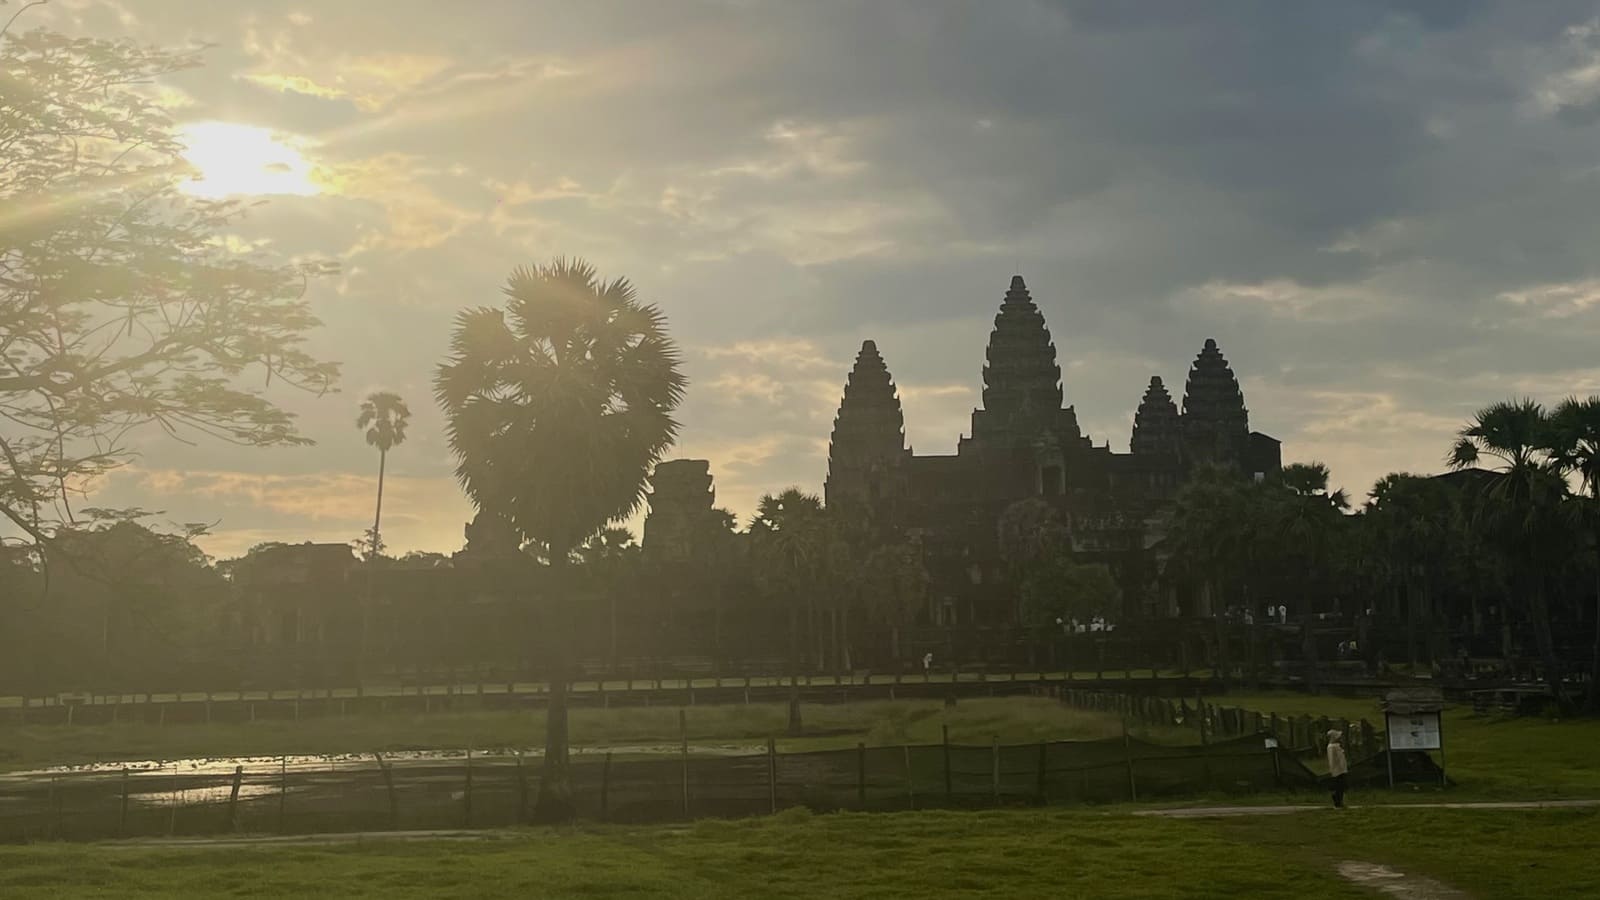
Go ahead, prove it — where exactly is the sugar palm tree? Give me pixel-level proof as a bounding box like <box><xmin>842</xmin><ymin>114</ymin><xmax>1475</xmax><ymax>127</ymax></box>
<box><xmin>1545</xmin><ymin>395</ymin><xmax>1600</xmax><ymax>710</ymax></box>
<box><xmin>435</xmin><ymin>258</ymin><xmax>685</xmax><ymax>822</ymax></box>
<box><xmin>1449</xmin><ymin>399</ymin><xmax>1568</xmax><ymax>701</ymax></box>
<box><xmin>357</xmin><ymin>392</ymin><xmax>411</xmax><ymax>559</ymax></box>
<box><xmin>749</xmin><ymin>488</ymin><xmax>827</xmax><ymax>735</ymax></box>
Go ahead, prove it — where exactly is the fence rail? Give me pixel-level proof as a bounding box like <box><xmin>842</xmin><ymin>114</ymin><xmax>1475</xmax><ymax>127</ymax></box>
<box><xmin>0</xmin><ymin>670</ymin><xmax>1212</xmax><ymax>726</ymax></box>
<box><xmin>0</xmin><ymin>727</ymin><xmax>1317</xmax><ymax>843</ymax></box>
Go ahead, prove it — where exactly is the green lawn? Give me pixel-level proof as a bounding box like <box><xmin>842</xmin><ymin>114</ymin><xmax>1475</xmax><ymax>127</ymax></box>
<box><xmin>0</xmin><ymin>697</ymin><xmax>1189</xmax><ymax>771</ymax></box>
<box><xmin>0</xmin><ymin>806</ymin><xmax>1592</xmax><ymax>899</ymax></box>
<box><xmin>1206</xmin><ymin>690</ymin><xmax>1600</xmax><ymax>798</ymax></box>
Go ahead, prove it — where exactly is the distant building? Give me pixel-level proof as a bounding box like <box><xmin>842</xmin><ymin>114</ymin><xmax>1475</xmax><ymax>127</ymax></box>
<box><xmin>820</xmin><ymin>275</ymin><xmax>1281</xmax><ymax>623</ymax></box>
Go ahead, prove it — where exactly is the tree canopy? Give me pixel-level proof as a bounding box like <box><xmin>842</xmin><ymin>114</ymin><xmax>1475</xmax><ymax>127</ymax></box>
<box><xmin>0</xmin><ymin>22</ymin><xmax>337</xmax><ymax>546</ymax></box>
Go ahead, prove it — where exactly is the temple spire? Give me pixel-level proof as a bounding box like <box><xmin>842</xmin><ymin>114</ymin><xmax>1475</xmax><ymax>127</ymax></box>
<box><xmin>825</xmin><ymin>340</ymin><xmax>907</xmax><ymax>510</ymax></box>
<box><xmin>1131</xmin><ymin>375</ymin><xmax>1181</xmax><ymax>458</ymax></box>
<box><xmin>972</xmin><ymin>274</ymin><xmax>1080</xmax><ymax>446</ymax></box>
<box><xmin>1181</xmin><ymin>338</ymin><xmax>1250</xmax><ymax>465</ymax></box>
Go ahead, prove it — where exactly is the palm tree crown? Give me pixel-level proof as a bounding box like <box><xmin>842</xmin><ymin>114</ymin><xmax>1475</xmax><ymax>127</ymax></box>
<box><xmin>358</xmin><ymin>391</ymin><xmax>411</xmax><ymax>454</ymax></box>
<box><xmin>435</xmin><ymin>258</ymin><xmax>687</xmax><ymax>554</ymax></box>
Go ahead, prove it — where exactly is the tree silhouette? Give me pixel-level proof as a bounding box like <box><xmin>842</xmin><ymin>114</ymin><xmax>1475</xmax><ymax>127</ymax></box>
<box><xmin>435</xmin><ymin>258</ymin><xmax>685</xmax><ymax>822</ymax></box>
<box><xmin>0</xmin><ymin>23</ymin><xmax>337</xmax><ymax>551</ymax></box>
<box><xmin>1545</xmin><ymin>395</ymin><xmax>1600</xmax><ymax>709</ymax></box>
<box><xmin>749</xmin><ymin>488</ymin><xmax>828</xmax><ymax>735</ymax></box>
<box><xmin>1450</xmin><ymin>399</ymin><xmax>1569</xmax><ymax>701</ymax></box>
<box><xmin>356</xmin><ymin>392</ymin><xmax>411</xmax><ymax>559</ymax></box>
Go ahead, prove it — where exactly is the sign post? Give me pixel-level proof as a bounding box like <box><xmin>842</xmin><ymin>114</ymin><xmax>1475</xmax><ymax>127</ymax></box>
<box><xmin>1381</xmin><ymin>688</ymin><xmax>1446</xmax><ymax>790</ymax></box>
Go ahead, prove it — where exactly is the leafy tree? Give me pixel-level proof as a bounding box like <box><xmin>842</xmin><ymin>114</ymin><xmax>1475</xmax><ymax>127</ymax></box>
<box><xmin>1545</xmin><ymin>395</ymin><xmax>1600</xmax><ymax>709</ymax></box>
<box><xmin>357</xmin><ymin>392</ymin><xmax>410</xmax><ymax>559</ymax></box>
<box><xmin>1018</xmin><ymin>558</ymin><xmax>1121</xmax><ymax>627</ymax></box>
<box><xmin>0</xmin><ymin>21</ymin><xmax>337</xmax><ymax>549</ymax></box>
<box><xmin>1450</xmin><ymin>399</ymin><xmax>1570</xmax><ymax>700</ymax></box>
<box><xmin>749</xmin><ymin>488</ymin><xmax>828</xmax><ymax>734</ymax></box>
<box><xmin>1365</xmin><ymin>473</ymin><xmax>1461</xmax><ymax>666</ymax></box>
<box><xmin>435</xmin><ymin>258</ymin><xmax>685</xmax><ymax>822</ymax></box>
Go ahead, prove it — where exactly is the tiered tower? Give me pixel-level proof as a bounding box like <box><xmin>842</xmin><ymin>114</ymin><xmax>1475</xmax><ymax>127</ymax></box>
<box><xmin>1180</xmin><ymin>338</ymin><xmax>1250</xmax><ymax>467</ymax></box>
<box><xmin>824</xmin><ymin>340</ymin><xmax>908</xmax><ymax>511</ymax></box>
<box><xmin>1130</xmin><ymin>376</ymin><xmax>1182</xmax><ymax>459</ymax></box>
<box><xmin>969</xmin><ymin>275</ymin><xmax>1083</xmax><ymax>448</ymax></box>
<box><xmin>643</xmin><ymin>459</ymin><xmax>716</xmax><ymax>562</ymax></box>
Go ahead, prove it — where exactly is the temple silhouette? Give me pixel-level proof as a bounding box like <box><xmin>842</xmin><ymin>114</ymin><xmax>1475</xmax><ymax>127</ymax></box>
<box><xmin>648</xmin><ymin>275</ymin><xmax>1281</xmax><ymax>623</ymax></box>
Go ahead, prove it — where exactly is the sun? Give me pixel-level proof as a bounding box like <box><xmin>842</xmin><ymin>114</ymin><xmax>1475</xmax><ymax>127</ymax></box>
<box><xmin>177</xmin><ymin>121</ymin><xmax>321</xmax><ymax>199</ymax></box>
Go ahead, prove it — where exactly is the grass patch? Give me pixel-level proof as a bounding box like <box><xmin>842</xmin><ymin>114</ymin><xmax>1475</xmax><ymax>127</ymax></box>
<box><xmin>3</xmin><ymin>805</ymin><xmax>1592</xmax><ymax>899</ymax></box>
<box><xmin>0</xmin><ymin>698</ymin><xmax>1188</xmax><ymax>771</ymax></box>
<box><xmin>1217</xmin><ymin>806</ymin><xmax>1600</xmax><ymax>899</ymax></box>
<box><xmin>0</xmin><ymin>809</ymin><xmax>1371</xmax><ymax>900</ymax></box>
<box><xmin>1206</xmin><ymin>690</ymin><xmax>1600</xmax><ymax>798</ymax></box>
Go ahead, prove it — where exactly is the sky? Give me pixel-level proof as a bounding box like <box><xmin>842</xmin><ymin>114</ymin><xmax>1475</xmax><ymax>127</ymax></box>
<box><xmin>28</xmin><ymin>0</ymin><xmax>1600</xmax><ymax>558</ymax></box>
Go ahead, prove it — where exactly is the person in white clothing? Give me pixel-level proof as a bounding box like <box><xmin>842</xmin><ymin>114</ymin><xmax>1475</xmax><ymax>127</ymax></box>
<box><xmin>1326</xmin><ymin>729</ymin><xmax>1349</xmax><ymax>808</ymax></box>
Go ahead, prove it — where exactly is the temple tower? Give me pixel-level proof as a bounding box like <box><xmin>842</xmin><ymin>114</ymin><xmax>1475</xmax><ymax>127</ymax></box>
<box><xmin>1131</xmin><ymin>376</ymin><xmax>1182</xmax><ymax>459</ymax></box>
<box><xmin>824</xmin><ymin>340</ymin><xmax>908</xmax><ymax>511</ymax></box>
<box><xmin>1180</xmin><ymin>338</ymin><xmax>1250</xmax><ymax>467</ymax></box>
<box><xmin>643</xmin><ymin>459</ymin><xmax>716</xmax><ymax>562</ymax></box>
<box><xmin>969</xmin><ymin>275</ymin><xmax>1082</xmax><ymax>448</ymax></box>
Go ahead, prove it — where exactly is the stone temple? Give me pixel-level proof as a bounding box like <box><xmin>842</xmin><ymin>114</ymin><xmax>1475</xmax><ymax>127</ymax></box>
<box><xmin>650</xmin><ymin>275</ymin><xmax>1281</xmax><ymax>623</ymax></box>
<box><xmin>826</xmin><ymin>274</ymin><xmax>1282</xmax><ymax>620</ymax></box>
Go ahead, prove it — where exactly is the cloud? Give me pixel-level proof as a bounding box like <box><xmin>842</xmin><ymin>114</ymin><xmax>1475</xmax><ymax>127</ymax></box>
<box><xmin>35</xmin><ymin>0</ymin><xmax>1600</xmax><ymax>551</ymax></box>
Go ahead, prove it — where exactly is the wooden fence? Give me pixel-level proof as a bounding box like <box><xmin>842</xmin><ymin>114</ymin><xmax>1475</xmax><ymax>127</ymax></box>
<box><xmin>1055</xmin><ymin>689</ymin><xmax>1384</xmax><ymax>760</ymax></box>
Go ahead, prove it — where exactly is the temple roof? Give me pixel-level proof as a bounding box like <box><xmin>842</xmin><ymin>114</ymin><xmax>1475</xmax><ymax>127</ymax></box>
<box><xmin>1131</xmin><ymin>375</ymin><xmax>1181</xmax><ymax>456</ymax></box>
<box><xmin>1182</xmin><ymin>338</ymin><xmax>1248</xmax><ymax>427</ymax></box>
<box><xmin>828</xmin><ymin>339</ymin><xmax>906</xmax><ymax>466</ymax></box>
<box><xmin>979</xmin><ymin>275</ymin><xmax>1069</xmax><ymax>427</ymax></box>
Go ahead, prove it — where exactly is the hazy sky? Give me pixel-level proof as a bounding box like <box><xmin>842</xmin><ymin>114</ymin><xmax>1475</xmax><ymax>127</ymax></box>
<box><xmin>33</xmin><ymin>0</ymin><xmax>1600</xmax><ymax>558</ymax></box>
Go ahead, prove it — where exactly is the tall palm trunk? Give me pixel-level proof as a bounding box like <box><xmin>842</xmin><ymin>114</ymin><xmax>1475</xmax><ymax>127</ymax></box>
<box><xmin>371</xmin><ymin>449</ymin><xmax>387</xmax><ymax>555</ymax></box>
<box><xmin>787</xmin><ymin>600</ymin><xmax>802</xmax><ymax>735</ymax></box>
<box><xmin>360</xmin><ymin>449</ymin><xmax>388</xmax><ymax>685</ymax></box>
<box><xmin>1591</xmin><ymin>536</ymin><xmax>1600</xmax><ymax>712</ymax></box>
<box><xmin>534</xmin><ymin>548</ymin><xmax>575</xmax><ymax>823</ymax></box>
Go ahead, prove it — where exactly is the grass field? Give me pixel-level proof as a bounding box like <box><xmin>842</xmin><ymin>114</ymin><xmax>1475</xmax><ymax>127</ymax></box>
<box><xmin>1208</xmin><ymin>691</ymin><xmax>1600</xmax><ymax>798</ymax></box>
<box><xmin>0</xmin><ymin>805</ymin><xmax>1593</xmax><ymax>899</ymax></box>
<box><xmin>0</xmin><ymin>697</ymin><xmax>1189</xmax><ymax>771</ymax></box>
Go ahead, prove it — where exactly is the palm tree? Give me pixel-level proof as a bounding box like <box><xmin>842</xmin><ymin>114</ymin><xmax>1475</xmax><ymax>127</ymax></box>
<box><xmin>1545</xmin><ymin>395</ymin><xmax>1600</xmax><ymax>710</ymax></box>
<box><xmin>1450</xmin><ymin>399</ymin><xmax>1569</xmax><ymax>701</ymax></box>
<box><xmin>1366</xmin><ymin>473</ymin><xmax>1457</xmax><ymax>667</ymax></box>
<box><xmin>749</xmin><ymin>488</ymin><xmax>827</xmax><ymax>735</ymax></box>
<box><xmin>578</xmin><ymin>526</ymin><xmax>639</xmax><ymax>672</ymax></box>
<box><xmin>357</xmin><ymin>391</ymin><xmax>411</xmax><ymax>559</ymax></box>
<box><xmin>435</xmin><ymin>258</ymin><xmax>685</xmax><ymax>822</ymax></box>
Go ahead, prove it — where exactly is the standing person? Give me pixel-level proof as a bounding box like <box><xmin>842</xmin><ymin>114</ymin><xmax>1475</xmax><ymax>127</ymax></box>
<box><xmin>1326</xmin><ymin>730</ymin><xmax>1349</xmax><ymax>808</ymax></box>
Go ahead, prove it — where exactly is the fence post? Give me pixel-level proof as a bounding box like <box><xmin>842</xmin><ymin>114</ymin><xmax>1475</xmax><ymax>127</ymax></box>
<box><xmin>601</xmin><ymin>751</ymin><xmax>613</xmax><ymax>821</ymax></box>
<box><xmin>903</xmin><ymin>745</ymin><xmax>915</xmax><ymax>810</ymax></box>
<box><xmin>376</xmin><ymin>753</ymin><xmax>398</xmax><ymax>829</ymax></box>
<box><xmin>119</xmin><ymin>768</ymin><xmax>130</xmax><ymax>837</ymax></box>
<box><xmin>857</xmin><ymin>742</ymin><xmax>867</xmax><ymax>807</ymax></box>
<box><xmin>1122</xmin><ymin>718</ymin><xmax>1138</xmax><ymax>803</ymax></box>
<box><xmin>942</xmin><ymin>724</ymin><xmax>953</xmax><ymax>801</ymax></box>
<box><xmin>990</xmin><ymin>734</ymin><xmax>1002</xmax><ymax>805</ymax></box>
<box><xmin>278</xmin><ymin>755</ymin><xmax>287</xmax><ymax>833</ymax></box>
<box><xmin>515</xmin><ymin>753</ymin><xmax>530</xmax><ymax>824</ymax></box>
<box><xmin>766</xmin><ymin>738</ymin><xmax>777</xmax><ymax>814</ymax></box>
<box><xmin>167</xmin><ymin>769</ymin><xmax>179</xmax><ymax>836</ymax></box>
<box><xmin>464</xmin><ymin>747</ymin><xmax>474</xmax><ymax>828</ymax></box>
<box><xmin>679</xmin><ymin>709</ymin><xmax>690</xmax><ymax>819</ymax></box>
<box><xmin>227</xmin><ymin>765</ymin><xmax>243</xmax><ymax>832</ymax></box>
<box><xmin>1035</xmin><ymin>741</ymin><xmax>1048</xmax><ymax>804</ymax></box>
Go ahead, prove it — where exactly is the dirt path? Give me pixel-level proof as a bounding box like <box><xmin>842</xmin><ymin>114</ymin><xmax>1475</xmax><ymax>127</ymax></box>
<box><xmin>1336</xmin><ymin>860</ymin><xmax>1470</xmax><ymax>899</ymax></box>
<box><xmin>1133</xmin><ymin>798</ymin><xmax>1600</xmax><ymax>818</ymax></box>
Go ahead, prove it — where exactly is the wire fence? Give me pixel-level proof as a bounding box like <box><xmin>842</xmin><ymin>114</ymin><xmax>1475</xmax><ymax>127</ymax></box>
<box><xmin>0</xmin><ymin>728</ymin><xmax>1320</xmax><ymax>843</ymax></box>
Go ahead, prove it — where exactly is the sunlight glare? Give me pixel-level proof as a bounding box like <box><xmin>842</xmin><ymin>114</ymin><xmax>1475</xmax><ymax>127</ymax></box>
<box><xmin>177</xmin><ymin>121</ymin><xmax>321</xmax><ymax>199</ymax></box>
